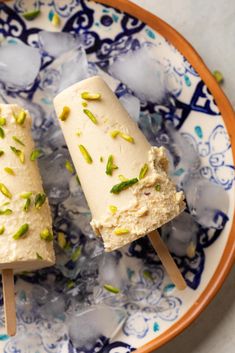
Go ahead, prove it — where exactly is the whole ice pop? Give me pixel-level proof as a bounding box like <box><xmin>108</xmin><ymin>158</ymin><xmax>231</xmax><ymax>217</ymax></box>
<box><xmin>54</xmin><ymin>76</ymin><xmax>185</xmax><ymax>251</ymax></box>
<box><xmin>0</xmin><ymin>104</ymin><xmax>55</xmax><ymax>335</ymax></box>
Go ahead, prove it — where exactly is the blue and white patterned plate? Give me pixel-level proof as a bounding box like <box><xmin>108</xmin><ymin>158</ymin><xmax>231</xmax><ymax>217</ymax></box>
<box><xmin>0</xmin><ymin>1</ymin><xmax>234</xmax><ymax>352</ymax></box>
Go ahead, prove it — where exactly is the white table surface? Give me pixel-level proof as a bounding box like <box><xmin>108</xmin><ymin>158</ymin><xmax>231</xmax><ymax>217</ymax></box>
<box><xmin>131</xmin><ymin>1</ymin><xmax>235</xmax><ymax>352</ymax></box>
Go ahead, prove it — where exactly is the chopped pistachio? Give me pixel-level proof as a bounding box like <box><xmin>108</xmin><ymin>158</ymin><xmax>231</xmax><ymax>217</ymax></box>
<box><xmin>0</xmin><ymin>209</ymin><xmax>12</xmax><ymax>215</ymax></box>
<box><xmin>114</xmin><ymin>228</ymin><xmax>129</xmax><ymax>235</ymax></box>
<box><xmin>76</xmin><ymin>175</ymin><xmax>81</xmax><ymax>185</ymax></box>
<box><xmin>143</xmin><ymin>270</ymin><xmax>154</xmax><ymax>281</ymax></box>
<box><xmin>12</xmin><ymin>136</ymin><xmax>25</xmax><ymax>146</ymax></box>
<box><xmin>65</xmin><ymin>160</ymin><xmax>74</xmax><ymax>174</ymax></box>
<box><xmin>13</xmin><ymin>223</ymin><xmax>29</xmax><ymax>240</ymax></box>
<box><xmin>20</xmin><ymin>192</ymin><xmax>32</xmax><ymax>199</ymax></box>
<box><xmin>0</xmin><ymin>225</ymin><xmax>5</xmax><ymax>235</ymax></box>
<box><xmin>0</xmin><ymin>202</ymin><xmax>10</xmax><ymax>207</ymax></box>
<box><xmin>76</xmin><ymin>129</ymin><xmax>82</xmax><ymax>137</ymax></box>
<box><xmin>0</xmin><ymin>150</ymin><xmax>4</xmax><ymax>157</ymax></box>
<box><xmin>119</xmin><ymin>132</ymin><xmax>134</xmax><ymax>143</ymax></box>
<box><xmin>110</xmin><ymin>178</ymin><xmax>138</xmax><ymax>194</ymax></box>
<box><xmin>110</xmin><ymin>130</ymin><xmax>120</xmax><ymax>138</ymax></box>
<box><xmin>35</xmin><ymin>193</ymin><xmax>46</xmax><ymax>209</ymax></box>
<box><xmin>4</xmin><ymin>167</ymin><xmax>15</xmax><ymax>176</ymax></box>
<box><xmin>100</xmin><ymin>156</ymin><xmax>103</xmax><ymax>163</ymax></box>
<box><xmin>82</xmin><ymin>102</ymin><xmax>88</xmax><ymax>107</ymax></box>
<box><xmin>51</xmin><ymin>12</ymin><xmax>60</xmax><ymax>27</ymax></box>
<box><xmin>155</xmin><ymin>184</ymin><xmax>161</xmax><ymax>191</ymax></box>
<box><xmin>36</xmin><ymin>252</ymin><xmax>43</xmax><ymax>260</ymax></box>
<box><xmin>103</xmin><ymin>284</ymin><xmax>120</xmax><ymax>294</ymax></box>
<box><xmin>78</xmin><ymin>145</ymin><xmax>92</xmax><ymax>164</ymax></box>
<box><xmin>139</xmin><ymin>163</ymin><xmax>149</xmax><ymax>180</ymax></box>
<box><xmin>10</xmin><ymin>146</ymin><xmax>25</xmax><ymax>163</ymax></box>
<box><xmin>59</xmin><ymin>106</ymin><xmax>70</xmax><ymax>121</ymax></box>
<box><xmin>71</xmin><ymin>246</ymin><xmax>81</xmax><ymax>262</ymax></box>
<box><xmin>105</xmin><ymin>155</ymin><xmax>118</xmax><ymax>176</ymax></box>
<box><xmin>23</xmin><ymin>9</ymin><xmax>40</xmax><ymax>21</ymax></box>
<box><xmin>83</xmin><ymin>109</ymin><xmax>98</xmax><ymax>124</ymax></box>
<box><xmin>0</xmin><ymin>127</ymin><xmax>5</xmax><ymax>139</ymax></box>
<box><xmin>40</xmin><ymin>228</ymin><xmax>53</xmax><ymax>241</ymax></box>
<box><xmin>118</xmin><ymin>174</ymin><xmax>128</xmax><ymax>182</ymax></box>
<box><xmin>16</xmin><ymin>110</ymin><xmax>26</xmax><ymax>125</ymax></box>
<box><xmin>0</xmin><ymin>183</ymin><xmax>12</xmax><ymax>199</ymax></box>
<box><xmin>23</xmin><ymin>198</ymin><xmax>31</xmax><ymax>212</ymax></box>
<box><xmin>30</xmin><ymin>149</ymin><xmax>41</xmax><ymax>161</ymax></box>
<box><xmin>81</xmin><ymin>92</ymin><xmax>101</xmax><ymax>101</ymax></box>
<box><xmin>109</xmin><ymin>205</ymin><xmax>117</xmax><ymax>214</ymax></box>
<box><xmin>0</xmin><ymin>117</ymin><xmax>6</xmax><ymax>126</ymax></box>
<box><xmin>58</xmin><ymin>232</ymin><xmax>66</xmax><ymax>249</ymax></box>
<box><xmin>213</xmin><ymin>70</ymin><xmax>224</xmax><ymax>84</ymax></box>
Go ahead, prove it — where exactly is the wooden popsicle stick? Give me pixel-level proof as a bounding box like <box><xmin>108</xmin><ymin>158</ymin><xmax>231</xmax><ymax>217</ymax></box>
<box><xmin>148</xmin><ymin>230</ymin><xmax>187</xmax><ymax>290</ymax></box>
<box><xmin>2</xmin><ymin>269</ymin><xmax>16</xmax><ymax>336</ymax></box>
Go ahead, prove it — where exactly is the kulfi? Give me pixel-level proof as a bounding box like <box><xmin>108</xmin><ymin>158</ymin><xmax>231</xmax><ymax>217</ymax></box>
<box><xmin>54</xmin><ymin>76</ymin><xmax>185</xmax><ymax>251</ymax></box>
<box><xmin>0</xmin><ymin>104</ymin><xmax>55</xmax><ymax>271</ymax></box>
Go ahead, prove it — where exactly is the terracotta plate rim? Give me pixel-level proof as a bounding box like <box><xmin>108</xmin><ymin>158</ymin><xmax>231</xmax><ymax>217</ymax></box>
<box><xmin>93</xmin><ymin>0</ymin><xmax>235</xmax><ymax>352</ymax></box>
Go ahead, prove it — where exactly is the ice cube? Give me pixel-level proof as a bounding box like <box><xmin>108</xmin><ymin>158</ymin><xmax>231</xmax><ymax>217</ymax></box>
<box><xmin>183</xmin><ymin>176</ymin><xmax>229</xmax><ymax>228</ymax></box>
<box><xmin>119</xmin><ymin>93</ymin><xmax>140</xmax><ymax>122</ymax></box>
<box><xmin>68</xmin><ymin>305</ymin><xmax>126</xmax><ymax>349</ymax></box>
<box><xmin>38</xmin><ymin>31</ymin><xmax>81</xmax><ymax>57</ymax></box>
<box><xmin>40</xmin><ymin>293</ymin><xmax>66</xmax><ymax>320</ymax></box>
<box><xmin>109</xmin><ymin>45</ymin><xmax>166</xmax><ymax>103</ymax></box>
<box><xmin>0</xmin><ymin>40</ymin><xmax>41</xmax><ymax>88</ymax></box>
<box><xmin>98</xmin><ymin>253</ymin><xmax>128</xmax><ymax>290</ymax></box>
<box><xmin>161</xmin><ymin>212</ymin><xmax>198</xmax><ymax>257</ymax></box>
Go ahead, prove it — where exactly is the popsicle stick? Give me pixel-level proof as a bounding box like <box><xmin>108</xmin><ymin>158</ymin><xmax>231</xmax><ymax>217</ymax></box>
<box><xmin>2</xmin><ymin>269</ymin><xmax>16</xmax><ymax>336</ymax></box>
<box><xmin>148</xmin><ymin>230</ymin><xmax>187</xmax><ymax>290</ymax></box>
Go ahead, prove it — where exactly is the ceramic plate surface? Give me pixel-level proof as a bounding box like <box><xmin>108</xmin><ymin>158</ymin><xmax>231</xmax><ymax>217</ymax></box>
<box><xmin>0</xmin><ymin>1</ymin><xmax>234</xmax><ymax>352</ymax></box>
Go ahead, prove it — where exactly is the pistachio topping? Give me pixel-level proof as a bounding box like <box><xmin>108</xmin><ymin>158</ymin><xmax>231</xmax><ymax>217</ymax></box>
<box><xmin>35</xmin><ymin>193</ymin><xmax>46</xmax><ymax>209</ymax></box>
<box><xmin>0</xmin><ymin>117</ymin><xmax>6</xmax><ymax>126</ymax></box>
<box><xmin>114</xmin><ymin>228</ymin><xmax>129</xmax><ymax>235</ymax></box>
<box><xmin>10</xmin><ymin>146</ymin><xmax>25</xmax><ymax>163</ymax></box>
<box><xmin>139</xmin><ymin>163</ymin><xmax>149</xmax><ymax>180</ymax></box>
<box><xmin>103</xmin><ymin>284</ymin><xmax>120</xmax><ymax>294</ymax></box>
<box><xmin>0</xmin><ymin>150</ymin><xmax>4</xmax><ymax>157</ymax></box>
<box><xmin>71</xmin><ymin>246</ymin><xmax>81</xmax><ymax>262</ymax></box>
<box><xmin>76</xmin><ymin>175</ymin><xmax>81</xmax><ymax>185</ymax></box>
<box><xmin>36</xmin><ymin>252</ymin><xmax>43</xmax><ymax>260</ymax></box>
<box><xmin>40</xmin><ymin>228</ymin><xmax>53</xmax><ymax>242</ymax></box>
<box><xmin>22</xmin><ymin>9</ymin><xmax>41</xmax><ymax>21</ymax></box>
<box><xmin>13</xmin><ymin>223</ymin><xmax>29</xmax><ymax>240</ymax></box>
<box><xmin>23</xmin><ymin>198</ymin><xmax>31</xmax><ymax>212</ymax></box>
<box><xmin>65</xmin><ymin>160</ymin><xmax>74</xmax><ymax>174</ymax></box>
<box><xmin>12</xmin><ymin>136</ymin><xmax>25</xmax><ymax>146</ymax></box>
<box><xmin>155</xmin><ymin>184</ymin><xmax>161</xmax><ymax>191</ymax></box>
<box><xmin>109</xmin><ymin>205</ymin><xmax>117</xmax><ymax>214</ymax></box>
<box><xmin>76</xmin><ymin>129</ymin><xmax>82</xmax><ymax>136</ymax></box>
<box><xmin>109</xmin><ymin>130</ymin><xmax>134</xmax><ymax>143</ymax></box>
<box><xmin>15</xmin><ymin>110</ymin><xmax>26</xmax><ymax>125</ymax></box>
<box><xmin>30</xmin><ymin>149</ymin><xmax>42</xmax><ymax>161</ymax></box>
<box><xmin>143</xmin><ymin>270</ymin><xmax>154</xmax><ymax>281</ymax></box>
<box><xmin>78</xmin><ymin>145</ymin><xmax>93</xmax><ymax>164</ymax></box>
<box><xmin>0</xmin><ymin>209</ymin><xmax>12</xmax><ymax>215</ymax></box>
<box><xmin>58</xmin><ymin>232</ymin><xmax>66</xmax><ymax>249</ymax></box>
<box><xmin>83</xmin><ymin>109</ymin><xmax>98</xmax><ymax>124</ymax></box>
<box><xmin>59</xmin><ymin>106</ymin><xmax>70</xmax><ymax>121</ymax></box>
<box><xmin>0</xmin><ymin>226</ymin><xmax>5</xmax><ymax>235</ymax></box>
<box><xmin>0</xmin><ymin>183</ymin><xmax>12</xmax><ymax>199</ymax></box>
<box><xmin>67</xmin><ymin>279</ymin><xmax>75</xmax><ymax>289</ymax></box>
<box><xmin>0</xmin><ymin>127</ymin><xmax>5</xmax><ymax>139</ymax></box>
<box><xmin>82</xmin><ymin>102</ymin><xmax>88</xmax><ymax>107</ymax></box>
<box><xmin>110</xmin><ymin>178</ymin><xmax>138</xmax><ymax>194</ymax></box>
<box><xmin>106</xmin><ymin>155</ymin><xmax>118</xmax><ymax>176</ymax></box>
<box><xmin>4</xmin><ymin>167</ymin><xmax>15</xmax><ymax>176</ymax></box>
<box><xmin>81</xmin><ymin>92</ymin><xmax>101</xmax><ymax>101</ymax></box>
<box><xmin>110</xmin><ymin>130</ymin><xmax>120</xmax><ymax>138</ymax></box>
<box><xmin>100</xmin><ymin>156</ymin><xmax>103</xmax><ymax>163</ymax></box>
<box><xmin>20</xmin><ymin>192</ymin><xmax>32</xmax><ymax>199</ymax></box>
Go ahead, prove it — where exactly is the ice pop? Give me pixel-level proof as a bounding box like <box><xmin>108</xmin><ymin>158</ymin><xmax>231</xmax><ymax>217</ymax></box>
<box><xmin>54</xmin><ymin>76</ymin><xmax>185</xmax><ymax>252</ymax></box>
<box><xmin>0</xmin><ymin>104</ymin><xmax>55</xmax><ymax>335</ymax></box>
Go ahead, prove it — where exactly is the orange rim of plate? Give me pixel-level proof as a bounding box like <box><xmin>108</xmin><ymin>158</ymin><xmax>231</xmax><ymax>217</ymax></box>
<box><xmin>93</xmin><ymin>0</ymin><xmax>235</xmax><ymax>352</ymax></box>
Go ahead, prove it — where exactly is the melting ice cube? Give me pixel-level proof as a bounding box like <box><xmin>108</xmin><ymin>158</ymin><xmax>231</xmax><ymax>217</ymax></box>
<box><xmin>38</xmin><ymin>31</ymin><xmax>81</xmax><ymax>57</ymax></box>
<box><xmin>119</xmin><ymin>93</ymin><xmax>140</xmax><ymax>122</ymax></box>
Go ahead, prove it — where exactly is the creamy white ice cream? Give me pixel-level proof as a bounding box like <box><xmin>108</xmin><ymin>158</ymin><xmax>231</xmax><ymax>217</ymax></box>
<box><xmin>54</xmin><ymin>76</ymin><xmax>185</xmax><ymax>251</ymax></box>
<box><xmin>0</xmin><ymin>104</ymin><xmax>55</xmax><ymax>271</ymax></box>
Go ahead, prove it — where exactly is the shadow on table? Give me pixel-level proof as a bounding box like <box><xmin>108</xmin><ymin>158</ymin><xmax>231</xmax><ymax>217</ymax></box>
<box><xmin>156</xmin><ymin>266</ymin><xmax>235</xmax><ymax>353</ymax></box>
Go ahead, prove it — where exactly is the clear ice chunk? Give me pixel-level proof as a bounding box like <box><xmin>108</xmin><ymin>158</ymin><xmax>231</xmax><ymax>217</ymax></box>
<box><xmin>38</xmin><ymin>31</ymin><xmax>81</xmax><ymax>57</ymax></box>
<box><xmin>119</xmin><ymin>93</ymin><xmax>140</xmax><ymax>122</ymax></box>
<box><xmin>0</xmin><ymin>40</ymin><xmax>41</xmax><ymax>88</ymax></box>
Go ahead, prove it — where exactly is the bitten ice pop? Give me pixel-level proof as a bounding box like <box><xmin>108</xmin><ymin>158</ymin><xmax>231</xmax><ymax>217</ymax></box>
<box><xmin>0</xmin><ymin>104</ymin><xmax>55</xmax><ymax>335</ymax></box>
<box><xmin>54</xmin><ymin>76</ymin><xmax>185</xmax><ymax>252</ymax></box>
